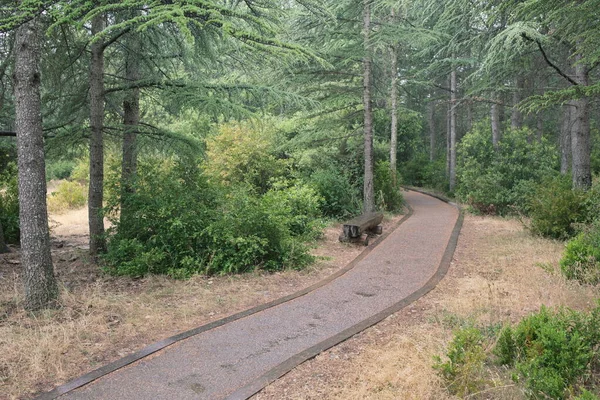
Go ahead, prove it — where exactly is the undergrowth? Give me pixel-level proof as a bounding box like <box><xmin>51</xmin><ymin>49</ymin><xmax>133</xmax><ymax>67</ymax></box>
<box><xmin>436</xmin><ymin>305</ymin><xmax>600</xmax><ymax>399</ymax></box>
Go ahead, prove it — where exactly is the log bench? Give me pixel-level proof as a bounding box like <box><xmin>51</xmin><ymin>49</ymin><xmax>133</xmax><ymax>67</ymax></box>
<box><xmin>339</xmin><ymin>212</ymin><xmax>383</xmax><ymax>245</ymax></box>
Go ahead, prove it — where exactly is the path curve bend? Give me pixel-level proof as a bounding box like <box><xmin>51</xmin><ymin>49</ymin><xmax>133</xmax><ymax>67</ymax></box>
<box><xmin>40</xmin><ymin>190</ymin><xmax>461</xmax><ymax>400</ymax></box>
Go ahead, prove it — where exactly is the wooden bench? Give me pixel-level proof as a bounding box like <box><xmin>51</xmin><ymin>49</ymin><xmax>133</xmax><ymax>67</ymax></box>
<box><xmin>339</xmin><ymin>212</ymin><xmax>383</xmax><ymax>245</ymax></box>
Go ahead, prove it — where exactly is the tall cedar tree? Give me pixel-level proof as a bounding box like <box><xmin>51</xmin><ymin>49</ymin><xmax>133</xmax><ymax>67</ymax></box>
<box><xmin>13</xmin><ymin>13</ymin><xmax>58</xmax><ymax>309</ymax></box>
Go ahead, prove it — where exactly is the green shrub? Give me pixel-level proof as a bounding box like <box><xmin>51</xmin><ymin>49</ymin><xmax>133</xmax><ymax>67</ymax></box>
<box><xmin>70</xmin><ymin>157</ymin><xmax>90</xmax><ymax>184</ymax></box>
<box><xmin>203</xmin><ymin>121</ymin><xmax>288</xmax><ymax>193</ymax></box>
<box><xmin>48</xmin><ymin>181</ymin><xmax>87</xmax><ymax>213</ymax></box>
<box><xmin>528</xmin><ymin>175</ymin><xmax>588</xmax><ymax>239</ymax></box>
<box><xmin>574</xmin><ymin>390</ymin><xmax>600</xmax><ymax>400</ymax></box>
<box><xmin>583</xmin><ymin>180</ymin><xmax>600</xmax><ymax>223</ymax></box>
<box><xmin>104</xmin><ymin>157</ymin><xmax>321</xmax><ymax>278</ymax></box>
<box><xmin>46</xmin><ymin>160</ymin><xmax>76</xmax><ymax>181</ymax></box>
<box><xmin>0</xmin><ymin>163</ymin><xmax>19</xmax><ymax>243</ymax></box>
<box><xmin>560</xmin><ymin>221</ymin><xmax>600</xmax><ymax>284</ymax></box>
<box><xmin>434</xmin><ymin>327</ymin><xmax>487</xmax><ymax>396</ymax></box>
<box><xmin>309</xmin><ymin>168</ymin><xmax>361</xmax><ymax>218</ymax></box>
<box><xmin>401</xmin><ymin>153</ymin><xmax>449</xmax><ymax>193</ymax></box>
<box><xmin>263</xmin><ymin>179</ymin><xmax>324</xmax><ymax>239</ymax></box>
<box><xmin>494</xmin><ymin>306</ymin><xmax>600</xmax><ymax>399</ymax></box>
<box><xmin>494</xmin><ymin>325</ymin><xmax>517</xmax><ymax>366</ymax></box>
<box><xmin>456</xmin><ymin>122</ymin><xmax>557</xmax><ymax>215</ymax></box>
<box><xmin>374</xmin><ymin>161</ymin><xmax>404</xmax><ymax>212</ymax></box>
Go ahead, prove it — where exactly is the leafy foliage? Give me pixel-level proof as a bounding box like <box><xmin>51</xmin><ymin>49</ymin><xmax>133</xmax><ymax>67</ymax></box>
<box><xmin>0</xmin><ymin>163</ymin><xmax>19</xmax><ymax>244</ymax></box>
<box><xmin>374</xmin><ymin>161</ymin><xmax>404</xmax><ymax>212</ymax></box>
<box><xmin>47</xmin><ymin>181</ymin><xmax>87</xmax><ymax>213</ymax></box>
<box><xmin>560</xmin><ymin>221</ymin><xmax>600</xmax><ymax>285</ymax></box>
<box><xmin>203</xmin><ymin>121</ymin><xmax>289</xmax><ymax>194</ymax></box>
<box><xmin>309</xmin><ymin>167</ymin><xmax>361</xmax><ymax>219</ymax></box>
<box><xmin>434</xmin><ymin>327</ymin><xmax>488</xmax><ymax>397</ymax></box>
<box><xmin>103</xmin><ymin>157</ymin><xmax>322</xmax><ymax>278</ymax></box>
<box><xmin>527</xmin><ymin>175</ymin><xmax>588</xmax><ymax>239</ymax></box>
<box><xmin>494</xmin><ymin>306</ymin><xmax>600</xmax><ymax>399</ymax></box>
<box><xmin>456</xmin><ymin>122</ymin><xmax>558</xmax><ymax>215</ymax></box>
<box><xmin>46</xmin><ymin>160</ymin><xmax>77</xmax><ymax>181</ymax></box>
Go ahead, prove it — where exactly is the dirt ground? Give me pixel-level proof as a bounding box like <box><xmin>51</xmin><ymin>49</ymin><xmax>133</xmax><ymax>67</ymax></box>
<box><xmin>0</xmin><ymin>205</ymin><xmax>401</xmax><ymax>400</ymax></box>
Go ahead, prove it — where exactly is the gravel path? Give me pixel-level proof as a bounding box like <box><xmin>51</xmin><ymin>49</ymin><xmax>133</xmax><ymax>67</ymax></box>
<box><xmin>50</xmin><ymin>190</ymin><xmax>459</xmax><ymax>400</ymax></box>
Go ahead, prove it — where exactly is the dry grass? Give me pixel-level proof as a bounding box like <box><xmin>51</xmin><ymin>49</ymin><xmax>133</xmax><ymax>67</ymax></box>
<box><xmin>0</xmin><ymin>214</ymin><xmax>402</xmax><ymax>400</ymax></box>
<box><xmin>255</xmin><ymin>215</ymin><xmax>599</xmax><ymax>400</ymax></box>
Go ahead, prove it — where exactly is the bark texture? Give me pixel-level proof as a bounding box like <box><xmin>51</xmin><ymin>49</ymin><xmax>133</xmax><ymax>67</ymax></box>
<box><xmin>446</xmin><ymin>93</ymin><xmax>450</xmax><ymax>176</ymax></box>
<box><xmin>571</xmin><ymin>54</ymin><xmax>591</xmax><ymax>189</ymax></box>
<box><xmin>511</xmin><ymin>75</ymin><xmax>524</xmax><ymax>130</ymax></box>
<box><xmin>89</xmin><ymin>15</ymin><xmax>106</xmax><ymax>255</ymax></box>
<box><xmin>448</xmin><ymin>66</ymin><xmax>457</xmax><ymax>192</ymax></box>
<box><xmin>362</xmin><ymin>0</ymin><xmax>374</xmax><ymax>212</ymax></box>
<box><xmin>560</xmin><ymin>103</ymin><xmax>573</xmax><ymax>175</ymax></box>
<box><xmin>389</xmin><ymin>44</ymin><xmax>398</xmax><ymax>184</ymax></box>
<box><xmin>428</xmin><ymin>100</ymin><xmax>435</xmax><ymax>162</ymax></box>
<box><xmin>13</xmin><ymin>15</ymin><xmax>58</xmax><ymax>309</ymax></box>
<box><xmin>491</xmin><ymin>98</ymin><xmax>501</xmax><ymax>148</ymax></box>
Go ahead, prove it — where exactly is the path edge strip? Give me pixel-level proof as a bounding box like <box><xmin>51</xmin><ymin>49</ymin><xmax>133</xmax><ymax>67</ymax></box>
<box><xmin>36</xmin><ymin>200</ymin><xmax>415</xmax><ymax>400</ymax></box>
<box><xmin>225</xmin><ymin>190</ymin><xmax>464</xmax><ymax>400</ymax></box>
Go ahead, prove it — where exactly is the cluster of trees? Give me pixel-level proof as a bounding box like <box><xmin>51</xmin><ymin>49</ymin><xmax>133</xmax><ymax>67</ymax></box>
<box><xmin>1</xmin><ymin>0</ymin><xmax>599</xmax><ymax>309</ymax></box>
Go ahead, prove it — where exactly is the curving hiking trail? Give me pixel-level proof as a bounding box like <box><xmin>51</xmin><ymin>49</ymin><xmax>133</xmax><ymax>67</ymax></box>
<box><xmin>38</xmin><ymin>190</ymin><xmax>461</xmax><ymax>400</ymax></box>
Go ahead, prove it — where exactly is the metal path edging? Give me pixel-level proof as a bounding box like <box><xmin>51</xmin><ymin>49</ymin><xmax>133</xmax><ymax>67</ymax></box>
<box><xmin>225</xmin><ymin>190</ymin><xmax>464</xmax><ymax>400</ymax></box>
<box><xmin>35</xmin><ymin>201</ymin><xmax>415</xmax><ymax>400</ymax></box>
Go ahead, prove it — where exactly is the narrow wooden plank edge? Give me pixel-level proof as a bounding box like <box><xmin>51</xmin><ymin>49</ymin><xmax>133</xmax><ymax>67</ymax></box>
<box><xmin>225</xmin><ymin>194</ymin><xmax>464</xmax><ymax>400</ymax></box>
<box><xmin>35</xmin><ymin>200</ymin><xmax>415</xmax><ymax>400</ymax></box>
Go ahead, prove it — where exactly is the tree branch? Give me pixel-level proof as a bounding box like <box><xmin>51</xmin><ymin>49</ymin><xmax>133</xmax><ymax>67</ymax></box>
<box><xmin>521</xmin><ymin>33</ymin><xmax>578</xmax><ymax>86</ymax></box>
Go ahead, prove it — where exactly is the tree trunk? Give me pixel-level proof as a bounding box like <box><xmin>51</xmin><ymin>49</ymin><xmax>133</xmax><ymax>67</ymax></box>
<box><xmin>428</xmin><ymin>100</ymin><xmax>436</xmax><ymax>161</ymax></box>
<box><xmin>560</xmin><ymin>103</ymin><xmax>573</xmax><ymax>175</ymax></box>
<box><xmin>536</xmin><ymin>113</ymin><xmax>543</xmax><ymax>141</ymax></box>
<box><xmin>0</xmin><ymin>220</ymin><xmax>9</xmax><ymax>253</ymax></box>
<box><xmin>89</xmin><ymin>15</ymin><xmax>106</xmax><ymax>255</ymax></box>
<box><xmin>362</xmin><ymin>0</ymin><xmax>374</xmax><ymax>212</ymax></box>
<box><xmin>13</xmin><ymin>14</ymin><xmax>58</xmax><ymax>310</ymax></box>
<box><xmin>571</xmin><ymin>53</ymin><xmax>591</xmax><ymax>190</ymax></box>
<box><xmin>466</xmin><ymin>99</ymin><xmax>473</xmax><ymax>133</ymax></box>
<box><xmin>446</xmin><ymin>94</ymin><xmax>450</xmax><ymax>176</ymax></box>
<box><xmin>511</xmin><ymin>75</ymin><xmax>524</xmax><ymax>130</ymax></box>
<box><xmin>449</xmin><ymin>65</ymin><xmax>457</xmax><ymax>192</ymax></box>
<box><xmin>389</xmin><ymin>44</ymin><xmax>398</xmax><ymax>185</ymax></box>
<box><xmin>491</xmin><ymin>97</ymin><xmax>500</xmax><ymax>148</ymax></box>
<box><xmin>121</xmin><ymin>16</ymin><xmax>141</xmax><ymax>224</ymax></box>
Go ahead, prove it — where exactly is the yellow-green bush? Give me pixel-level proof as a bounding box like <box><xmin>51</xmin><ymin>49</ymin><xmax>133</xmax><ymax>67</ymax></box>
<box><xmin>48</xmin><ymin>181</ymin><xmax>87</xmax><ymax>213</ymax></box>
<box><xmin>203</xmin><ymin>121</ymin><xmax>288</xmax><ymax>193</ymax></box>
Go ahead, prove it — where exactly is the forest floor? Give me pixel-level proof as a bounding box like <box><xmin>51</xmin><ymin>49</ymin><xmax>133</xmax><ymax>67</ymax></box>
<box><xmin>0</xmin><ymin>199</ymin><xmax>598</xmax><ymax>400</ymax></box>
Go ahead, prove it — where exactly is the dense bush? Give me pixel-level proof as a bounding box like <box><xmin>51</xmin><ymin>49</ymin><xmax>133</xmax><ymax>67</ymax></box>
<box><xmin>103</xmin><ymin>158</ymin><xmax>322</xmax><ymax>278</ymax></box>
<box><xmin>47</xmin><ymin>181</ymin><xmax>87</xmax><ymax>213</ymax></box>
<box><xmin>46</xmin><ymin>160</ymin><xmax>77</xmax><ymax>181</ymax></box>
<box><xmin>374</xmin><ymin>161</ymin><xmax>404</xmax><ymax>212</ymax></box>
<box><xmin>560</xmin><ymin>221</ymin><xmax>600</xmax><ymax>284</ymax></box>
<box><xmin>433</xmin><ymin>326</ymin><xmax>487</xmax><ymax>396</ymax></box>
<box><xmin>203</xmin><ymin>121</ymin><xmax>288</xmax><ymax>193</ymax></box>
<box><xmin>0</xmin><ymin>163</ymin><xmax>19</xmax><ymax>243</ymax></box>
<box><xmin>309</xmin><ymin>167</ymin><xmax>361</xmax><ymax>218</ymax></box>
<box><xmin>528</xmin><ymin>175</ymin><xmax>588</xmax><ymax>239</ymax></box>
<box><xmin>456</xmin><ymin>122</ymin><xmax>557</xmax><ymax>215</ymax></box>
<box><xmin>494</xmin><ymin>306</ymin><xmax>600</xmax><ymax>399</ymax></box>
<box><xmin>401</xmin><ymin>154</ymin><xmax>448</xmax><ymax>192</ymax></box>
<box><xmin>436</xmin><ymin>306</ymin><xmax>600</xmax><ymax>399</ymax></box>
